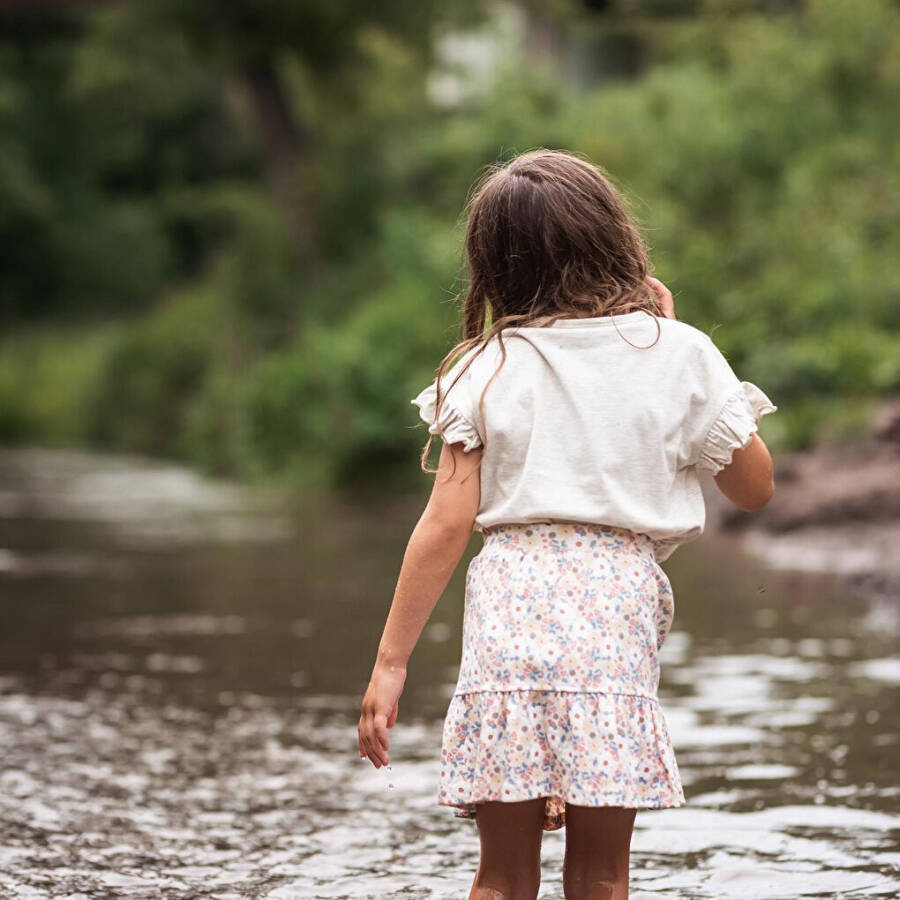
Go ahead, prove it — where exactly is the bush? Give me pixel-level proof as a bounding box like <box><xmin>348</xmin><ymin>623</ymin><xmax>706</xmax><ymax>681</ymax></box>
<box><xmin>87</xmin><ymin>288</ymin><xmax>222</xmax><ymax>456</ymax></box>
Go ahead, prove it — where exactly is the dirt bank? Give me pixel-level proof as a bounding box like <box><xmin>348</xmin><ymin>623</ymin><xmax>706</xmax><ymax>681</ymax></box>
<box><xmin>701</xmin><ymin>398</ymin><xmax>900</xmax><ymax>604</ymax></box>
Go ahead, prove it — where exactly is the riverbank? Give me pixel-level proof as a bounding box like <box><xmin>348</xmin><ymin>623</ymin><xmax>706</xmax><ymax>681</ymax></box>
<box><xmin>702</xmin><ymin>397</ymin><xmax>900</xmax><ymax>605</ymax></box>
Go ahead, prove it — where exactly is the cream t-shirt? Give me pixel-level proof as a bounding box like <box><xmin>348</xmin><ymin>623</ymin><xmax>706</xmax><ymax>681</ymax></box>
<box><xmin>411</xmin><ymin>310</ymin><xmax>777</xmax><ymax>562</ymax></box>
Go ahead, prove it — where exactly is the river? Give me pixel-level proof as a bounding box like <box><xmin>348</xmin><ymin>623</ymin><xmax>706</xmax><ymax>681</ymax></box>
<box><xmin>0</xmin><ymin>448</ymin><xmax>897</xmax><ymax>899</ymax></box>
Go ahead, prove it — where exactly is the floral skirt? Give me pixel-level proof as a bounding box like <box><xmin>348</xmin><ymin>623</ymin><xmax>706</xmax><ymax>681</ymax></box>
<box><xmin>437</xmin><ymin>521</ymin><xmax>686</xmax><ymax>831</ymax></box>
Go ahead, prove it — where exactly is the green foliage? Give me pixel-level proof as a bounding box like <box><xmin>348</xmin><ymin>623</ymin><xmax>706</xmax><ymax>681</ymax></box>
<box><xmin>86</xmin><ymin>288</ymin><xmax>223</xmax><ymax>457</ymax></box>
<box><xmin>235</xmin><ymin>211</ymin><xmax>462</xmax><ymax>489</ymax></box>
<box><xmin>0</xmin><ymin>4</ymin><xmax>254</xmax><ymax>321</ymax></box>
<box><xmin>0</xmin><ymin>0</ymin><xmax>898</xmax><ymax>491</ymax></box>
<box><xmin>0</xmin><ymin>325</ymin><xmax>120</xmax><ymax>444</ymax></box>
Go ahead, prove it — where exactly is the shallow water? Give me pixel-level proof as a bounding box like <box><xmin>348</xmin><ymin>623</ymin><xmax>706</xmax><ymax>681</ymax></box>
<box><xmin>0</xmin><ymin>448</ymin><xmax>897</xmax><ymax>899</ymax></box>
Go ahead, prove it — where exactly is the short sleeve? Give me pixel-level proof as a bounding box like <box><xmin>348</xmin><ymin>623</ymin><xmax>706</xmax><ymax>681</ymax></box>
<box><xmin>681</xmin><ymin>333</ymin><xmax>777</xmax><ymax>472</ymax></box>
<box><xmin>410</xmin><ymin>351</ymin><xmax>484</xmax><ymax>452</ymax></box>
<box><xmin>695</xmin><ymin>381</ymin><xmax>778</xmax><ymax>474</ymax></box>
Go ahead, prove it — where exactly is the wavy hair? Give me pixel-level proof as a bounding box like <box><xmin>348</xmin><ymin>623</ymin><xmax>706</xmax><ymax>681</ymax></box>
<box><xmin>421</xmin><ymin>149</ymin><xmax>663</xmax><ymax>474</ymax></box>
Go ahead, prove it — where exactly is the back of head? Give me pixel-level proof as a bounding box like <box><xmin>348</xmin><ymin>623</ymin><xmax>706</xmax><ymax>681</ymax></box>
<box><xmin>421</xmin><ymin>149</ymin><xmax>662</xmax><ymax>473</ymax></box>
<box><xmin>461</xmin><ymin>149</ymin><xmax>660</xmax><ymax>339</ymax></box>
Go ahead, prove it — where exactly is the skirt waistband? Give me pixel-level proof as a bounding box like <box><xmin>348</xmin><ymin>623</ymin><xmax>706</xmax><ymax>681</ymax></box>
<box><xmin>480</xmin><ymin>521</ymin><xmax>658</xmax><ymax>557</ymax></box>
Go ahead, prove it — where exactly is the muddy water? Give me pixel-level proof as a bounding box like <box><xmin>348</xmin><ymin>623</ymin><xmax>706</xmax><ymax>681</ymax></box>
<box><xmin>0</xmin><ymin>448</ymin><xmax>897</xmax><ymax>899</ymax></box>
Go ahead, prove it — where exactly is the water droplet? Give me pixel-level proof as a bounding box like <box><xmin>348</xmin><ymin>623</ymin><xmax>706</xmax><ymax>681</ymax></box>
<box><xmin>388</xmin><ymin>783</ymin><xmax>395</xmax><ymax>791</ymax></box>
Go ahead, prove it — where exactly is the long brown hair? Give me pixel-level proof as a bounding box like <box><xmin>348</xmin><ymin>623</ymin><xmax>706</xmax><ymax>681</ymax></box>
<box><xmin>420</xmin><ymin>148</ymin><xmax>663</xmax><ymax>474</ymax></box>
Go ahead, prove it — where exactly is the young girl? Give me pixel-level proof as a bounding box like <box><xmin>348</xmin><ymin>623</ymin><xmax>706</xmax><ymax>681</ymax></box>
<box><xmin>358</xmin><ymin>149</ymin><xmax>777</xmax><ymax>899</ymax></box>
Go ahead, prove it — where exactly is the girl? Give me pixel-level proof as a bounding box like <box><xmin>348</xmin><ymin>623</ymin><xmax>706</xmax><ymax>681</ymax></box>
<box><xmin>358</xmin><ymin>149</ymin><xmax>776</xmax><ymax>899</ymax></box>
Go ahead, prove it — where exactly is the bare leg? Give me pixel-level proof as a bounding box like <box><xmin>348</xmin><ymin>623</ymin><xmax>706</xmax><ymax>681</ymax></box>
<box><xmin>469</xmin><ymin>797</ymin><xmax>546</xmax><ymax>900</ymax></box>
<box><xmin>562</xmin><ymin>805</ymin><xmax>637</xmax><ymax>900</ymax></box>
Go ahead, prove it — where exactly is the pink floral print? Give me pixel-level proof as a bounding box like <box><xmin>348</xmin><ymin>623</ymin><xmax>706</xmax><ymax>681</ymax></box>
<box><xmin>438</xmin><ymin>522</ymin><xmax>686</xmax><ymax>831</ymax></box>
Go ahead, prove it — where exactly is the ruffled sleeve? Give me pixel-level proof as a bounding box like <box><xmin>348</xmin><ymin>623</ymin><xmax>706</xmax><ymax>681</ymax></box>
<box><xmin>695</xmin><ymin>381</ymin><xmax>777</xmax><ymax>474</ymax></box>
<box><xmin>410</xmin><ymin>370</ymin><xmax>484</xmax><ymax>453</ymax></box>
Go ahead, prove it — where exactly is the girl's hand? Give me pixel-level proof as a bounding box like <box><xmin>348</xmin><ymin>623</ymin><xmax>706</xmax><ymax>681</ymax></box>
<box><xmin>646</xmin><ymin>276</ymin><xmax>676</xmax><ymax>320</ymax></box>
<box><xmin>358</xmin><ymin>662</ymin><xmax>407</xmax><ymax>768</ymax></box>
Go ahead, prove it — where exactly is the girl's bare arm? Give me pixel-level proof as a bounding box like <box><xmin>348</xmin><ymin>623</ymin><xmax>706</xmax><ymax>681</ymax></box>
<box><xmin>713</xmin><ymin>433</ymin><xmax>775</xmax><ymax>511</ymax></box>
<box><xmin>358</xmin><ymin>440</ymin><xmax>482</xmax><ymax>767</ymax></box>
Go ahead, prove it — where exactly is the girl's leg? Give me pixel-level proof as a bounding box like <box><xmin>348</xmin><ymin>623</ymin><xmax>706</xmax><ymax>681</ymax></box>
<box><xmin>469</xmin><ymin>798</ymin><xmax>546</xmax><ymax>900</ymax></box>
<box><xmin>562</xmin><ymin>805</ymin><xmax>637</xmax><ymax>900</ymax></box>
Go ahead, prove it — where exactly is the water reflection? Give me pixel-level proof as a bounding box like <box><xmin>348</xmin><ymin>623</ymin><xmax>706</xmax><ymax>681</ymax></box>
<box><xmin>0</xmin><ymin>449</ymin><xmax>897</xmax><ymax>898</ymax></box>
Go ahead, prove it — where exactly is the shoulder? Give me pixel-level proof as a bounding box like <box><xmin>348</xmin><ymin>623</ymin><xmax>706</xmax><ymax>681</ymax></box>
<box><xmin>656</xmin><ymin>318</ymin><xmax>736</xmax><ymax>370</ymax></box>
<box><xmin>458</xmin><ymin>333</ymin><xmax>524</xmax><ymax>376</ymax></box>
<box><xmin>656</xmin><ymin>317</ymin><xmax>718</xmax><ymax>350</ymax></box>
<box><xmin>438</xmin><ymin>343</ymin><xmax>484</xmax><ymax>381</ymax></box>
<box><xmin>434</xmin><ymin>341</ymin><xmax>501</xmax><ymax>401</ymax></box>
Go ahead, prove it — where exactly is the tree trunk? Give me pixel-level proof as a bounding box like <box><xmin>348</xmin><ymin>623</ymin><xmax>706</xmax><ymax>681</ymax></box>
<box><xmin>242</xmin><ymin>58</ymin><xmax>316</xmax><ymax>264</ymax></box>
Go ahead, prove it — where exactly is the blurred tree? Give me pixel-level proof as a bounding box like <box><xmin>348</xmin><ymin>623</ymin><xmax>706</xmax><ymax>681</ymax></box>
<box><xmin>148</xmin><ymin>0</ymin><xmax>486</xmax><ymax>264</ymax></box>
<box><xmin>0</xmin><ymin>0</ymin><xmax>487</xmax><ymax>322</ymax></box>
<box><xmin>0</xmin><ymin>2</ymin><xmax>253</xmax><ymax>322</ymax></box>
<box><xmin>0</xmin><ymin>0</ymin><xmax>897</xmax><ymax>481</ymax></box>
